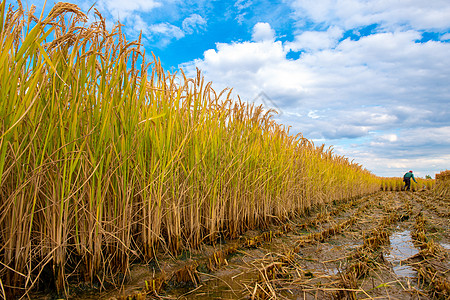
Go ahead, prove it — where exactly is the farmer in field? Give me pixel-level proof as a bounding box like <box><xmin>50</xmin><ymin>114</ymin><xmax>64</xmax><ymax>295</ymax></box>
<box><xmin>403</xmin><ymin>170</ymin><xmax>417</xmax><ymax>191</ymax></box>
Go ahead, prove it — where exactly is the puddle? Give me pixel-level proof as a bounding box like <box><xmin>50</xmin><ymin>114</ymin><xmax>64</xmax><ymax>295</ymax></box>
<box><xmin>325</xmin><ymin>267</ymin><xmax>340</xmax><ymax>276</ymax></box>
<box><xmin>441</xmin><ymin>243</ymin><xmax>450</xmax><ymax>250</ymax></box>
<box><xmin>166</xmin><ymin>267</ymin><xmax>257</xmax><ymax>299</ymax></box>
<box><xmin>385</xmin><ymin>230</ymin><xmax>418</xmax><ymax>278</ymax></box>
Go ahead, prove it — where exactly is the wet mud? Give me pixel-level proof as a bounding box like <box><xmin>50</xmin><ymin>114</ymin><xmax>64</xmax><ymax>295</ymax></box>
<box><xmin>30</xmin><ymin>191</ymin><xmax>449</xmax><ymax>299</ymax></box>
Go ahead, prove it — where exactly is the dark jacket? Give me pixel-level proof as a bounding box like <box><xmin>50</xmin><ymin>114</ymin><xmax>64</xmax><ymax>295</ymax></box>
<box><xmin>403</xmin><ymin>172</ymin><xmax>417</xmax><ymax>183</ymax></box>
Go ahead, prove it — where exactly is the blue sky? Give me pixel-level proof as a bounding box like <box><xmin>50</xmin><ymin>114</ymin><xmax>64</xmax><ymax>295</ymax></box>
<box><xmin>11</xmin><ymin>0</ymin><xmax>450</xmax><ymax>178</ymax></box>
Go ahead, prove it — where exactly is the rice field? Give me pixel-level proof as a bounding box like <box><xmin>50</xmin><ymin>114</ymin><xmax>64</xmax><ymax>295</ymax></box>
<box><xmin>0</xmin><ymin>2</ymin><xmax>448</xmax><ymax>300</ymax></box>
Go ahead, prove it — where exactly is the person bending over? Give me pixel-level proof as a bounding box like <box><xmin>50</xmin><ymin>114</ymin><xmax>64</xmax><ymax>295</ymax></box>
<box><xmin>403</xmin><ymin>170</ymin><xmax>417</xmax><ymax>191</ymax></box>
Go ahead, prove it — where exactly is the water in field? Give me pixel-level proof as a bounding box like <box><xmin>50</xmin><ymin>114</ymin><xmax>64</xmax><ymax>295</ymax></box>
<box><xmin>385</xmin><ymin>230</ymin><xmax>418</xmax><ymax>278</ymax></box>
<box><xmin>168</xmin><ymin>269</ymin><xmax>254</xmax><ymax>299</ymax></box>
<box><xmin>441</xmin><ymin>243</ymin><xmax>450</xmax><ymax>250</ymax></box>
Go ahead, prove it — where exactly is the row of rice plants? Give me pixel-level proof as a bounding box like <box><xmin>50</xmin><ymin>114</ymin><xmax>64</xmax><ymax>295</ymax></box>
<box><xmin>411</xmin><ymin>213</ymin><xmax>449</xmax><ymax>298</ymax></box>
<box><xmin>434</xmin><ymin>170</ymin><xmax>450</xmax><ymax>197</ymax></box>
<box><xmin>380</xmin><ymin>177</ymin><xmax>435</xmax><ymax>191</ymax></box>
<box><xmin>0</xmin><ymin>1</ymin><xmax>380</xmax><ymax>297</ymax></box>
<box><xmin>335</xmin><ymin>206</ymin><xmax>408</xmax><ymax>300</ymax></box>
<box><xmin>413</xmin><ymin>192</ymin><xmax>449</xmax><ymax>218</ymax></box>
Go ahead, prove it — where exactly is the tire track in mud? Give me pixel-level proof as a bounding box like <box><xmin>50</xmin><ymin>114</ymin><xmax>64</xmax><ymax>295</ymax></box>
<box><xmin>412</xmin><ymin>192</ymin><xmax>450</xmax><ymax>218</ymax></box>
<box><xmin>407</xmin><ymin>192</ymin><xmax>450</xmax><ymax>246</ymax></box>
<box><xmin>409</xmin><ymin>212</ymin><xmax>450</xmax><ymax>299</ymax></box>
<box><xmin>329</xmin><ymin>193</ymin><xmax>415</xmax><ymax>300</ymax></box>
<box><xmin>360</xmin><ymin>191</ymin><xmax>450</xmax><ymax>300</ymax></box>
<box><xmin>400</xmin><ymin>191</ymin><xmax>450</xmax><ymax>299</ymax></box>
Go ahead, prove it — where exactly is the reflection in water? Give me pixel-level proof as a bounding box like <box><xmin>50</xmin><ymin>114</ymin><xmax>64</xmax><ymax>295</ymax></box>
<box><xmin>385</xmin><ymin>230</ymin><xmax>418</xmax><ymax>278</ymax></box>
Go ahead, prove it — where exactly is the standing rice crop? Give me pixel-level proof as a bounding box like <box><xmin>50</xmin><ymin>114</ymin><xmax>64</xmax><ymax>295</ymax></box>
<box><xmin>434</xmin><ymin>170</ymin><xmax>450</xmax><ymax>197</ymax></box>
<box><xmin>0</xmin><ymin>1</ymin><xmax>380</xmax><ymax>298</ymax></box>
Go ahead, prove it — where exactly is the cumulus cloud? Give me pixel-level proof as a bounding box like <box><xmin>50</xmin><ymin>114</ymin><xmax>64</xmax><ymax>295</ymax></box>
<box><xmin>186</xmin><ymin>38</ymin><xmax>287</xmax><ymax>87</ymax></box>
<box><xmin>285</xmin><ymin>26</ymin><xmax>343</xmax><ymax>51</ymax></box>
<box><xmin>184</xmin><ymin>25</ymin><xmax>450</xmax><ymax>118</ymax></box>
<box><xmin>252</xmin><ymin>22</ymin><xmax>276</xmax><ymax>42</ymax></box>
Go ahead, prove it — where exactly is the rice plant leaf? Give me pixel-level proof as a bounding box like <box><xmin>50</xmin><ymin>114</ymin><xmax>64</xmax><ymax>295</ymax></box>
<box><xmin>138</xmin><ymin>113</ymin><xmax>166</xmax><ymax>125</ymax></box>
<box><xmin>35</xmin><ymin>41</ymin><xmax>67</xmax><ymax>85</ymax></box>
<box><xmin>0</xmin><ymin>69</ymin><xmax>43</xmax><ymax>140</ymax></box>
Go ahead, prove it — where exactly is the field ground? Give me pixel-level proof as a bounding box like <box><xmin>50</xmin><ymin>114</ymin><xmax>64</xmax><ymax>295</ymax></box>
<box><xmin>31</xmin><ymin>191</ymin><xmax>449</xmax><ymax>299</ymax></box>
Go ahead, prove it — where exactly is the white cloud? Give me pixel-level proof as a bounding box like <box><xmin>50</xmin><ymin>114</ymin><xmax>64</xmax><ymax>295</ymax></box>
<box><xmin>183</xmin><ymin>27</ymin><xmax>450</xmax><ymax>115</ymax></box>
<box><xmin>182</xmin><ymin>14</ymin><xmax>207</xmax><ymax>34</ymax></box>
<box><xmin>380</xmin><ymin>134</ymin><xmax>398</xmax><ymax>143</ymax></box>
<box><xmin>364</xmin><ymin>113</ymin><xmax>398</xmax><ymax>125</ymax></box>
<box><xmin>396</xmin><ymin>127</ymin><xmax>450</xmax><ymax>146</ymax></box>
<box><xmin>285</xmin><ymin>26</ymin><xmax>343</xmax><ymax>51</ymax></box>
<box><xmin>147</xmin><ymin>23</ymin><xmax>185</xmax><ymax>46</ymax></box>
<box><xmin>96</xmin><ymin>0</ymin><xmax>162</xmax><ymax>22</ymax></box>
<box><xmin>191</xmin><ymin>38</ymin><xmax>287</xmax><ymax>79</ymax></box>
<box><xmin>289</xmin><ymin>0</ymin><xmax>450</xmax><ymax>30</ymax></box>
<box><xmin>342</xmin><ymin>126</ymin><xmax>450</xmax><ymax>176</ymax></box>
<box><xmin>234</xmin><ymin>0</ymin><xmax>252</xmax><ymax>23</ymax></box>
<box><xmin>131</xmin><ymin>15</ymin><xmax>150</xmax><ymax>34</ymax></box>
<box><xmin>149</xmin><ymin>23</ymin><xmax>184</xmax><ymax>38</ymax></box>
<box><xmin>307</xmin><ymin>110</ymin><xmax>320</xmax><ymax>119</ymax></box>
<box><xmin>325</xmin><ymin>125</ymin><xmax>371</xmax><ymax>139</ymax></box>
<box><xmin>335</xmin><ymin>145</ymin><xmax>450</xmax><ymax>178</ymax></box>
<box><xmin>252</xmin><ymin>22</ymin><xmax>276</xmax><ymax>42</ymax></box>
<box><xmin>98</xmin><ymin>0</ymin><xmax>162</xmax><ymax>19</ymax></box>
<box><xmin>442</xmin><ymin>33</ymin><xmax>450</xmax><ymax>41</ymax></box>
<box><xmin>235</xmin><ymin>0</ymin><xmax>252</xmax><ymax>11</ymax></box>
<box><xmin>88</xmin><ymin>2</ymin><xmax>207</xmax><ymax>47</ymax></box>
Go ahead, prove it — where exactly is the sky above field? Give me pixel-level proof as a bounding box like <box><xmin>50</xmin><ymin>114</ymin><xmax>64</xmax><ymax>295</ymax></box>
<box><xmin>10</xmin><ymin>0</ymin><xmax>450</xmax><ymax>178</ymax></box>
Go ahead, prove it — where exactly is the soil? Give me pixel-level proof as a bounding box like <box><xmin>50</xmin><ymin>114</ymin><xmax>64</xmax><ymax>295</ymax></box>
<box><xmin>29</xmin><ymin>190</ymin><xmax>450</xmax><ymax>300</ymax></box>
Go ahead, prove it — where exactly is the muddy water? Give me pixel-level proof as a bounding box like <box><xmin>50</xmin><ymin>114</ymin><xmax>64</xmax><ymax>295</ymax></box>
<box><xmin>384</xmin><ymin>229</ymin><xmax>418</xmax><ymax>278</ymax></box>
<box><xmin>167</xmin><ymin>268</ymin><xmax>255</xmax><ymax>299</ymax></box>
<box><xmin>441</xmin><ymin>242</ymin><xmax>450</xmax><ymax>250</ymax></box>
